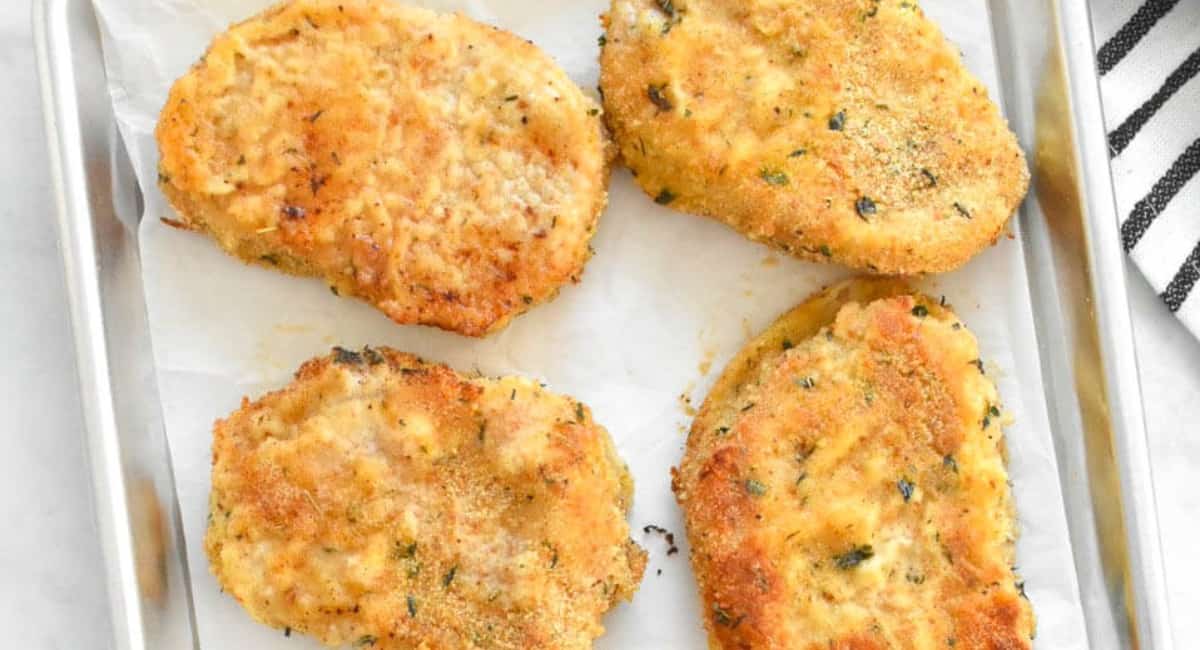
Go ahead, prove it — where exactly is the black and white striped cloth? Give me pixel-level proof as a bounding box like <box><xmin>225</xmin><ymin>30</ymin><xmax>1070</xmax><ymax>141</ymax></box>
<box><xmin>1091</xmin><ymin>0</ymin><xmax>1200</xmax><ymax>337</ymax></box>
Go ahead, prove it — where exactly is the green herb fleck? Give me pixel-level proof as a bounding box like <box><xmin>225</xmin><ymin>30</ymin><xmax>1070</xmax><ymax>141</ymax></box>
<box><xmin>745</xmin><ymin>479</ymin><xmax>768</xmax><ymax>496</ymax></box>
<box><xmin>655</xmin><ymin>0</ymin><xmax>682</xmax><ymax>32</ymax></box>
<box><xmin>834</xmin><ymin>545</ymin><xmax>875</xmax><ymax>569</ymax></box>
<box><xmin>282</xmin><ymin>205</ymin><xmax>307</xmax><ymax>219</ymax></box>
<box><xmin>943</xmin><ymin>455</ymin><xmax>958</xmax><ymax>472</ymax></box>
<box><xmin>795</xmin><ymin>376</ymin><xmax>816</xmax><ymax>390</ymax></box>
<box><xmin>647</xmin><ymin>84</ymin><xmax>673</xmax><ymax>111</ymax></box>
<box><xmin>828</xmin><ymin>110</ymin><xmax>846</xmax><ymax>131</ymax></box>
<box><xmin>788</xmin><ymin>148</ymin><xmax>807</xmax><ymax>158</ymax></box>
<box><xmin>911</xmin><ymin>305</ymin><xmax>929</xmax><ymax>318</ymax></box>
<box><xmin>921</xmin><ymin>168</ymin><xmax>938</xmax><ymax>187</ymax></box>
<box><xmin>504</xmin><ymin>94</ymin><xmax>518</xmax><ymax>102</ymax></box>
<box><xmin>598</xmin><ymin>34</ymin><xmax>607</xmax><ymax>47</ymax></box>
<box><xmin>587</xmin><ymin>108</ymin><xmax>600</xmax><ymax>116</ymax></box>
<box><xmin>819</xmin><ymin>244</ymin><xmax>832</xmax><ymax>257</ymax></box>
<box><xmin>406</xmin><ymin>595</ymin><xmax>417</xmax><ymax>617</ymax></box>
<box><xmin>443</xmin><ymin>566</ymin><xmax>457</xmax><ymax>588</ymax></box>
<box><xmin>855</xmin><ymin>196</ymin><xmax>877</xmax><ymax>219</ymax></box>
<box><xmin>898</xmin><ymin>478</ymin><xmax>915</xmax><ymax>502</ymax></box>
<box><xmin>760</xmin><ymin>168</ymin><xmax>789</xmax><ymax>186</ymax></box>
<box><xmin>575</xmin><ymin>402</ymin><xmax>586</xmax><ymax>423</ymax></box>
<box><xmin>354</xmin><ymin>636</ymin><xmax>378</xmax><ymax>647</ymax></box>
<box><xmin>713</xmin><ymin>604</ymin><xmax>743</xmax><ymax>628</ymax></box>
<box><xmin>654</xmin><ymin>188</ymin><xmax>677</xmax><ymax>205</ymax></box>
<box><xmin>393</xmin><ymin>541</ymin><xmax>418</xmax><ymax>560</ymax></box>
<box><xmin>954</xmin><ymin>202</ymin><xmax>972</xmax><ymax>219</ymax></box>
<box><xmin>521</xmin><ymin>295</ymin><xmax>533</xmax><ymax>305</ymax></box>
<box><xmin>989</xmin><ymin>405</ymin><xmax>1001</xmax><ymax>418</ymax></box>
<box><xmin>782</xmin><ymin>339</ymin><xmax>794</xmax><ymax>350</ymax></box>
<box><xmin>970</xmin><ymin>358</ymin><xmax>985</xmax><ymax>374</ymax></box>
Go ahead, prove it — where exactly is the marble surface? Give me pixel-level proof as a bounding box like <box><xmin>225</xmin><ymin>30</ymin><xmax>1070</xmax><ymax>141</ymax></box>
<box><xmin>0</xmin><ymin>1</ymin><xmax>1195</xmax><ymax>647</ymax></box>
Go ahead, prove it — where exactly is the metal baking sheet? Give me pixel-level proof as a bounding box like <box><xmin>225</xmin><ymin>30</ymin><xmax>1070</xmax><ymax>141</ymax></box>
<box><xmin>34</xmin><ymin>0</ymin><xmax>1174</xmax><ymax>647</ymax></box>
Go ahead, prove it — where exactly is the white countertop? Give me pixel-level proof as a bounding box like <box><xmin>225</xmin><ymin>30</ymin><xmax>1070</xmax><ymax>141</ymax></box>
<box><xmin>1</xmin><ymin>1</ymin><xmax>1195</xmax><ymax>647</ymax></box>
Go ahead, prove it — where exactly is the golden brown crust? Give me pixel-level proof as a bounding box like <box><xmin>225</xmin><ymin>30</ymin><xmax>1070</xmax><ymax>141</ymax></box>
<box><xmin>599</xmin><ymin>0</ymin><xmax>1029</xmax><ymax>274</ymax></box>
<box><xmin>674</xmin><ymin>278</ymin><xmax>1034</xmax><ymax>649</ymax></box>
<box><xmin>157</xmin><ymin>0</ymin><xmax>611</xmax><ymax>336</ymax></box>
<box><xmin>206</xmin><ymin>347</ymin><xmax>645</xmax><ymax>649</ymax></box>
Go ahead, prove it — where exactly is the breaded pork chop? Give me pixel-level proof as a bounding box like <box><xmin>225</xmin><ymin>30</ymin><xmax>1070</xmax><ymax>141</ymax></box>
<box><xmin>673</xmin><ymin>279</ymin><xmax>1034</xmax><ymax>649</ymax></box>
<box><xmin>206</xmin><ymin>347</ymin><xmax>645</xmax><ymax>649</ymax></box>
<box><xmin>600</xmin><ymin>0</ymin><xmax>1028</xmax><ymax>274</ymax></box>
<box><xmin>157</xmin><ymin>0</ymin><xmax>611</xmax><ymax>337</ymax></box>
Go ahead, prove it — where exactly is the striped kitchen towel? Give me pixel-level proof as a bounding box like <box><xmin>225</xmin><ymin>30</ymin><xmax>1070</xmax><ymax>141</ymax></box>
<box><xmin>1090</xmin><ymin>0</ymin><xmax>1200</xmax><ymax>337</ymax></box>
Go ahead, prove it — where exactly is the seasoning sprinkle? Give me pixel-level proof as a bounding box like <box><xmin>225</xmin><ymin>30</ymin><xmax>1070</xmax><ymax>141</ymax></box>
<box><xmin>828</xmin><ymin>110</ymin><xmax>847</xmax><ymax>131</ymax></box>
<box><xmin>654</xmin><ymin>188</ymin><xmax>677</xmax><ymax>205</ymax></box>
<box><xmin>745</xmin><ymin>479</ymin><xmax>768</xmax><ymax>496</ymax></box>
<box><xmin>760</xmin><ymin>168</ymin><xmax>789</xmax><ymax>186</ymax></box>
<box><xmin>855</xmin><ymin>196</ymin><xmax>877</xmax><ymax>219</ymax></box>
<box><xmin>282</xmin><ymin>205</ymin><xmax>307</xmax><ymax>219</ymax></box>
<box><xmin>713</xmin><ymin>604</ymin><xmax>743</xmax><ymax>628</ymax></box>
<box><xmin>898</xmin><ymin>478</ymin><xmax>915</xmax><ymax>502</ymax></box>
<box><xmin>648</xmin><ymin>83</ymin><xmax>673</xmax><ymax>111</ymax></box>
<box><xmin>834</xmin><ymin>545</ymin><xmax>874</xmax><ymax>569</ymax></box>
<box><xmin>911</xmin><ymin>305</ymin><xmax>929</xmax><ymax>317</ymax></box>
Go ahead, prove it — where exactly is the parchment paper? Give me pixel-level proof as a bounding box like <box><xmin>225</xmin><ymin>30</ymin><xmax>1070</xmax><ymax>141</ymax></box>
<box><xmin>92</xmin><ymin>0</ymin><xmax>1090</xmax><ymax>647</ymax></box>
